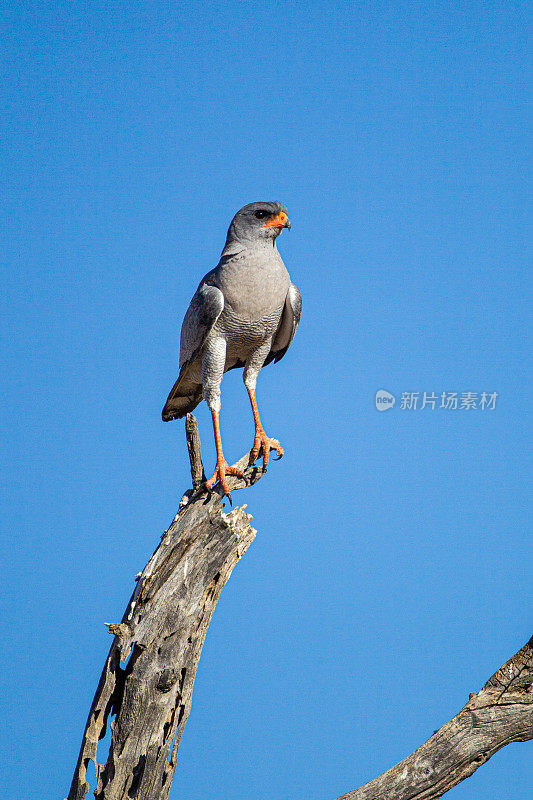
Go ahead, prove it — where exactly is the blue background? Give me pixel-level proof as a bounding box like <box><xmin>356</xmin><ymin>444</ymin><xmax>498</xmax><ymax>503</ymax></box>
<box><xmin>2</xmin><ymin>2</ymin><xmax>531</xmax><ymax>798</ymax></box>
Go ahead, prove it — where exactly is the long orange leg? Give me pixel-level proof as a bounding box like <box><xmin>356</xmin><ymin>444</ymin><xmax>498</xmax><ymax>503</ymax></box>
<box><xmin>247</xmin><ymin>388</ymin><xmax>284</xmax><ymax>467</ymax></box>
<box><xmin>205</xmin><ymin>407</ymin><xmax>243</xmax><ymax>495</ymax></box>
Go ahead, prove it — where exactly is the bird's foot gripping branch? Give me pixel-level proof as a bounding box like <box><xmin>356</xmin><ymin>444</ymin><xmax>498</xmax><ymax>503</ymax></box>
<box><xmin>183</xmin><ymin>413</ymin><xmax>267</xmax><ymax>505</ymax></box>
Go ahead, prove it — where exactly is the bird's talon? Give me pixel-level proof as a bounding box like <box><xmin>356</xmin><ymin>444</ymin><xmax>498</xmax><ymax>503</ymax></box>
<box><xmin>251</xmin><ymin>430</ymin><xmax>284</xmax><ymax>467</ymax></box>
<box><xmin>205</xmin><ymin>459</ymin><xmax>243</xmax><ymax>496</ymax></box>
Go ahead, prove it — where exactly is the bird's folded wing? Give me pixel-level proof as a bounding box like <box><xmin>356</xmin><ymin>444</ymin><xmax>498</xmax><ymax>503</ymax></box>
<box><xmin>268</xmin><ymin>283</ymin><xmax>302</xmax><ymax>364</ymax></box>
<box><xmin>179</xmin><ymin>283</ymin><xmax>225</xmax><ymax>368</ymax></box>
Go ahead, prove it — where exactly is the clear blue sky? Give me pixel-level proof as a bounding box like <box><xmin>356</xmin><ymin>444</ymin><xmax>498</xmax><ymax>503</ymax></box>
<box><xmin>2</xmin><ymin>2</ymin><xmax>531</xmax><ymax>798</ymax></box>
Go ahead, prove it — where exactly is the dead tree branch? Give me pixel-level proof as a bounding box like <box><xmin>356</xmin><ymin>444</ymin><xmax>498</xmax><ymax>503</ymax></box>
<box><xmin>67</xmin><ymin>413</ymin><xmax>532</xmax><ymax>799</ymax></box>
<box><xmin>335</xmin><ymin>636</ymin><xmax>533</xmax><ymax>800</ymax></box>
<box><xmin>67</xmin><ymin>415</ymin><xmax>265</xmax><ymax>800</ymax></box>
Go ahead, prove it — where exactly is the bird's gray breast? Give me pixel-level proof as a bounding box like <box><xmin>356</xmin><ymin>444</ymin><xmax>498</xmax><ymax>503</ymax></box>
<box><xmin>214</xmin><ymin>304</ymin><xmax>285</xmax><ymax>356</ymax></box>
<box><xmin>208</xmin><ymin>246</ymin><xmax>290</xmax><ymax>361</ymax></box>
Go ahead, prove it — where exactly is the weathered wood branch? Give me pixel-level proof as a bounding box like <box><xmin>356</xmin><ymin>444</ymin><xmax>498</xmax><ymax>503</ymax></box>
<box><xmin>67</xmin><ymin>415</ymin><xmax>266</xmax><ymax>800</ymax></box>
<box><xmin>185</xmin><ymin>413</ymin><xmax>206</xmax><ymax>489</ymax></box>
<box><xmin>336</xmin><ymin>636</ymin><xmax>533</xmax><ymax>800</ymax></box>
<box><xmin>67</xmin><ymin>413</ymin><xmax>532</xmax><ymax>799</ymax></box>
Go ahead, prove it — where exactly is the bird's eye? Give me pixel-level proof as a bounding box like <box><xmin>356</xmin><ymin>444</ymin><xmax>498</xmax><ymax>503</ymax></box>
<box><xmin>254</xmin><ymin>210</ymin><xmax>269</xmax><ymax>219</ymax></box>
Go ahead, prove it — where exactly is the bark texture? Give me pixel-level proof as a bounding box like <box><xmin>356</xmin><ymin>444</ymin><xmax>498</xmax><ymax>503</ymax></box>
<box><xmin>67</xmin><ymin>416</ymin><xmax>265</xmax><ymax>800</ymax></box>
<box><xmin>336</xmin><ymin>636</ymin><xmax>533</xmax><ymax>800</ymax></box>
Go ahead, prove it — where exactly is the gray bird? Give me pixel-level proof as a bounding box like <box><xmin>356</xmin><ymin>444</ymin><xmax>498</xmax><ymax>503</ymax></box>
<box><xmin>162</xmin><ymin>201</ymin><xmax>301</xmax><ymax>494</ymax></box>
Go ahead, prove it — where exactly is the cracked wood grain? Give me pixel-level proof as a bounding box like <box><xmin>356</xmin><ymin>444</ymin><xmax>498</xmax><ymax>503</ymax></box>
<box><xmin>67</xmin><ymin>415</ymin><xmax>266</xmax><ymax>800</ymax></box>
<box><xmin>335</xmin><ymin>636</ymin><xmax>533</xmax><ymax>800</ymax></box>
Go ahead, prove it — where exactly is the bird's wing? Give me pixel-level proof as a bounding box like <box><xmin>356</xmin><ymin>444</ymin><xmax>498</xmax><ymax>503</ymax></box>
<box><xmin>179</xmin><ymin>282</ymin><xmax>225</xmax><ymax>368</ymax></box>
<box><xmin>265</xmin><ymin>283</ymin><xmax>302</xmax><ymax>365</ymax></box>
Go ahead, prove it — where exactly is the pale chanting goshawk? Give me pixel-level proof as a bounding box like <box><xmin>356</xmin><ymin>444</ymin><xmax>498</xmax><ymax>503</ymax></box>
<box><xmin>162</xmin><ymin>202</ymin><xmax>302</xmax><ymax>494</ymax></box>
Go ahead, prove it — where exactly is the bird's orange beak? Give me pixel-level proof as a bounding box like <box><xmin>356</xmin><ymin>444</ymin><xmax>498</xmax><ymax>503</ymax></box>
<box><xmin>263</xmin><ymin>211</ymin><xmax>291</xmax><ymax>229</ymax></box>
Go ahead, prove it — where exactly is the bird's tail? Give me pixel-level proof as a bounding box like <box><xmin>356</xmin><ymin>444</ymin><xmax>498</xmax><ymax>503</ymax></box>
<box><xmin>162</xmin><ymin>366</ymin><xmax>203</xmax><ymax>421</ymax></box>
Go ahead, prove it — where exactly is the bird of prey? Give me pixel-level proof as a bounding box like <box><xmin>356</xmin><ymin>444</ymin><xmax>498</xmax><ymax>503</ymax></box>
<box><xmin>162</xmin><ymin>201</ymin><xmax>301</xmax><ymax>495</ymax></box>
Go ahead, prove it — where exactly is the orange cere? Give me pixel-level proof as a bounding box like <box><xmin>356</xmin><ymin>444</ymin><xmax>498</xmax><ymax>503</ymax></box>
<box><xmin>262</xmin><ymin>211</ymin><xmax>289</xmax><ymax>228</ymax></box>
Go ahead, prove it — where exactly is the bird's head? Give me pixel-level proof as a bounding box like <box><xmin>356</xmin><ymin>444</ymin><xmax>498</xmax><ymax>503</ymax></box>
<box><xmin>225</xmin><ymin>202</ymin><xmax>291</xmax><ymax>247</ymax></box>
